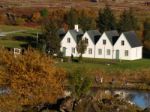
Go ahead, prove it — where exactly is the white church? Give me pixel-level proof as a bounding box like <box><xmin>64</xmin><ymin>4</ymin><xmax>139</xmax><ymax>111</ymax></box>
<box><xmin>59</xmin><ymin>25</ymin><xmax>143</xmax><ymax>60</ymax></box>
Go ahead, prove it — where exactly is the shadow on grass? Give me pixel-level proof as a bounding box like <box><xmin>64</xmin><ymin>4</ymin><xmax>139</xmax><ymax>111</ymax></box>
<box><xmin>12</xmin><ymin>36</ymin><xmax>36</xmax><ymax>43</ymax></box>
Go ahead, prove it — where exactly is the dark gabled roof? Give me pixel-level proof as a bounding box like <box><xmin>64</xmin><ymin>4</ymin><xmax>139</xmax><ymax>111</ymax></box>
<box><xmin>69</xmin><ymin>29</ymin><xmax>83</xmax><ymax>36</ymax></box>
<box><xmin>105</xmin><ymin>30</ymin><xmax>119</xmax><ymax>45</ymax></box>
<box><xmin>58</xmin><ymin>28</ymin><xmax>66</xmax><ymax>40</ymax></box>
<box><xmin>69</xmin><ymin>29</ymin><xmax>84</xmax><ymax>43</ymax></box>
<box><xmin>87</xmin><ymin>30</ymin><xmax>101</xmax><ymax>44</ymax></box>
<box><xmin>123</xmin><ymin>31</ymin><xmax>142</xmax><ymax>47</ymax></box>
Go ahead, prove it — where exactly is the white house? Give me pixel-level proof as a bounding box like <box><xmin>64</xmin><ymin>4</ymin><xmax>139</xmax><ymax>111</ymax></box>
<box><xmin>59</xmin><ymin>25</ymin><xmax>142</xmax><ymax>60</ymax></box>
<box><xmin>60</xmin><ymin>25</ymin><xmax>83</xmax><ymax>57</ymax></box>
<box><xmin>95</xmin><ymin>30</ymin><xmax>119</xmax><ymax>59</ymax></box>
<box><xmin>114</xmin><ymin>31</ymin><xmax>142</xmax><ymax>60</ymax></box>
<box><xmin>82</xmin><ymin>30</ymin><xmax>101</xmax><ymax>58</ymax></box>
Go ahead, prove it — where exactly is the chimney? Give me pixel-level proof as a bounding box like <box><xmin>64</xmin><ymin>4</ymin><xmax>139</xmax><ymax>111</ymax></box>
<box><xmin>74</xmin><ymin>24</ymin><xmax>79</xmax><ymax>32</ymax></box>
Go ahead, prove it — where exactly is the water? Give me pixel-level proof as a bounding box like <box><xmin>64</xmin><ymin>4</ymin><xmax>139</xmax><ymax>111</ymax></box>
<box><xmin>112</xmin><ymin>90</ymin><xmax>150</xmax><ymax>109</ymax></box>
<box><xmin>0</xmin><ymin>88</ymin><xmax>10</xmax><ymax>94</ymax></box>
<box><xmin>127</xmin><ymin>91</ymin><xmax>150</xmax><ymax>109</ymax></box>
<box><xmin>1</xmin><ymin>87</ymin><xmax>150</xmax><ymax>109</ymax></box>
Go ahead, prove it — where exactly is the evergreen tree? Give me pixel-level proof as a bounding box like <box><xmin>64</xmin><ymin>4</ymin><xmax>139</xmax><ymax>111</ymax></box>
<box><xmin>42</xmin><ymin>18</ymin><xmax>60</xmax><ymax>55</ymax></box>
<box><xmin>118</xmin><ymin>9</ymin><xmax>138</xmax><ymax>32</ymax></box>
<box><xmin>65</xmin><ymin>8</ymin><xmax>78</xmax><ymax>29</ymax></box>
<box><xmin>40</xmin><ymin>8</ymin><xmax>49</xmax><ymax>17</ymax></box>
<box><xmin>143</xmin><ymin>19</ymin><xmax>150</xmax><ymax>41</ymax></box>
<box><xmin>97</xmin><ymin>6</ymin><xmax>117</xmax><ymax>32</ymax></box>
<box><xmin>78</xmin><ymin>10</ymin><xmax>96</xmax><ymax>31</ymax></box>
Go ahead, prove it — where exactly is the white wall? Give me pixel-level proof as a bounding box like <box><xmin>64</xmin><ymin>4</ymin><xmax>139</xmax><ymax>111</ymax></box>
<box><xmin>82</xmin><ymin>32</ymin><xmax>95</xmax><ymax>58</ymax></box>
<box><xmin>60</xmin><ymin>31</ymin><xmax>142</xmax><ymax>60</ymax></box>
<box><xmin>114</xmin><ymin>34</ymin><xmax>142</xmax><ymax>60</ymax></box>
<box><xmin>60</xmin><ymin>31</ymin><xmax>78</xmax><ymax>57</ymax></box>
<box><xmin>95</xmin><ymin>33</ymin><xmax>113</xmax><ymax>59</ymax></box>
<box><xmin>130</xmin><ymin>47</ymin><xmax>143</xmax><ymax>60</ymax></box>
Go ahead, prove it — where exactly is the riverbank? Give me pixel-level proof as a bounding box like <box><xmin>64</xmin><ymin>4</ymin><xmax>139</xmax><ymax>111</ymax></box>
<box><xmin>57</xmin><ymin>59</ymin><xmax>150</xmax><ymax>91</ymax></box>
<box><xmin>92</xmin><ymin>82</ymin><xmax>150</xmax><ymax>91</ymax></box>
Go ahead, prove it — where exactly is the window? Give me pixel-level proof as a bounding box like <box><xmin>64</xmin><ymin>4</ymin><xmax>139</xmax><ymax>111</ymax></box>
<box><xmin>103</xmin><ymin>40</ymin><xmax>106</xmax><ymax>45</ymax></box>
<box><xmin>67</xmin><ymin>38</ymin><xmax>70</xmax><ymax>43</ymax></box>
<box><xmin>107</xmin><ymin>49</ymin><xmax>111</xmax><ymax>55</ymax></box>
<box><xmin>98</xmin><ymin>49</ymin><xmax>102</xmax><ymax>55</ymax></box>
<box><xmin>72</xmin><ymin>48</ymin><xmax>75</xmax><ymax>53</ymax></box>
<box><xmin>121</xmin><ymin>40</ymin><xmax>125</xmax><ymax>46</ymax></box>
<box><xmin>125</xmin><ymin>50</ymin><xmax>129</xmax><ymax>56</ymax></box>
<box><xmin>85</xmin><ymin>38</ymin><xmax>88</xmax><ymax>44</ymax></box>
<box><xmin>88</xmin><ymin>48</ymin><xmax>92</xmax><ymax>54</ymax></box>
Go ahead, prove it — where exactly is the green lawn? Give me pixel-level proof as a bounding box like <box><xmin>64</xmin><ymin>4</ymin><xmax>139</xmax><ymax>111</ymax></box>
<box><xmin>0</xmin><ymin>25</ymin><xmax>40</xmax><ymax>32</ymax></box>
<box><xmin>0</xmin><ymin>25</ymin><xmax>41</xmax><ymax>48</ymax></box>
<box><xmin>57</xmin><ymin>58</ymin><xmax>150</xmax><ymax>72</ymax></box>
<box><xmin>0</xmin><ymin>40</ymin><xmax>27</xmax><ymax>48</ymax></box>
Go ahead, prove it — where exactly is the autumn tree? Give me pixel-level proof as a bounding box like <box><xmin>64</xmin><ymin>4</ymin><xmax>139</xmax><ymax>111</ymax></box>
<box><xmin>42</xmin><ymin>18</ymin><xmax>61</xmax><ymax>55</ymax></box>
<box><xmin>0</xmin><ymin>48</ymin><xmax>66</xmax><ymax>112</ymax></box>
<box><xmin>76</xmin><ymin>39</ymin><xmax>88</xmax><ymax>62</ymax></box>
<box><xmin>118</xmin><ymin>9</ymin><xmax>138</xmax><ymax>32</ymax></box>
<box><xmin>32</xmin><ymin>12</ymin><xmax>41</xmax><ymax>23</ymax></box>
<box><xmin>97</xmin><ymin>6</ymin><xmax>117</xmax><ymax>32</ymax></box>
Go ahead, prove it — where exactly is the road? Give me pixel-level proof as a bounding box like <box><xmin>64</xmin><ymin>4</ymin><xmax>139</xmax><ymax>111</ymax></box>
<box><xmin>0</xmin><ymin>30</ymin><xmax>26</xmax><ymax>37</ymax></box>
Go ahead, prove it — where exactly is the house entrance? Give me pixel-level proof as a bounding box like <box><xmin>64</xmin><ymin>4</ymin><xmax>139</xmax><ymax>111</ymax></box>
<box><xmin>62</xmin><ymin>47</ymin><xmax>66</xmax><ymax>56</ymax></box>
<box><xmin>116</xmin><ymin>50</ymin><xmax>120</xmax><ymax>59</ymax></box>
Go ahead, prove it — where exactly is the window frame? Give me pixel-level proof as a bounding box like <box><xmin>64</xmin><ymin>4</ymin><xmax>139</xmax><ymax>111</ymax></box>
<box><xmin>103</xmin><ymin>39</ymin><xmax>106</xmax><ymax>45</ymax></box>
<box><xmin>121</xmin><ymin>40</ymin><xmax>125</xmax><ymax>46</ymax></box>
<box><xmin>107</xmin><ymin>49</ymin><xmax>111</xmax><ymax>55</ymax></box>
<box><xmin>67</xmin><ymin>38</ymin><xmax>71</xmax><ymax>43</ymax></box>
<box><xmin>88</xmin><ymin>48</ymin><xmax>92</xmax><ymax>54</ymax></box>
<box><xmin>72</xmin><ymin>47</ymin><xmax>75</xmax><ymax>53</ymax></box>
<box><xmin>125</xmin><ymin>50</ymin><xmax>129</xmax><ymax>56</ymax></box>
<box><xmin>98</xmin><ymin>49</ymin><xmax>102</xmax><ymax>55</ymax></box>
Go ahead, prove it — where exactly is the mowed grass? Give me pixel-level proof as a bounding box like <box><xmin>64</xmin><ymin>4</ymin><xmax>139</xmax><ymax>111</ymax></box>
<box><xmin>57</xmin><ymin>58</ymin><xmax>150</xmax><ymax>72</ymax></box>
<box><xmin>0</xmin><ymin>40</ymin><xmax>27</xmax><ymax>48</ymax></box>
<box><xmin>0</xmin><ymin>25</ymin><xmax>40</xmax><ymax>32</ymax></box>
<box><xmin>0</xmin><ymin>25</ymin><xmax>41</xmax><ymax>48</ymax></box>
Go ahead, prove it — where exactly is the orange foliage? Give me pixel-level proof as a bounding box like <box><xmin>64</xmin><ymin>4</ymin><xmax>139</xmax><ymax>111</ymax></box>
<box><xmin>32</xmin><ymin>12</ymin><xmax>42</xmax><ymax>22</ymax></box>
<box><xmin>0</xmin><ymin>48</ymin><xmax>66</xmax><ymax>111</ymax></box>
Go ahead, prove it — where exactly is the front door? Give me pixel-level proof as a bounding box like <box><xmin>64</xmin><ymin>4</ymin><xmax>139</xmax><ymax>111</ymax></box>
<box><xmin>62</xmin><ymin>47</ymin><xmax>66</xmax><ymax>56</ymax></box>
<box><xmin>116</xmin><ymin>50</ymin><xmax>119</xmax><ymax>60</ymax></box>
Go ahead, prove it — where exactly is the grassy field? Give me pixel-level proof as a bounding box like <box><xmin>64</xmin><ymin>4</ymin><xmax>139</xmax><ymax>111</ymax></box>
<box><xmin>0</xmin><ymin>40</ymin><xmax>27</xmax><ymax>48</ymax></box>
<box><xmin>0</xmin><ymin>25</ymin><xmax>41</xmax><ymax>48</ymax></box>
<box><xmin>57</xmin><ymin>58</ymin><xmax>150</xmax><ymax>72</ymax></box>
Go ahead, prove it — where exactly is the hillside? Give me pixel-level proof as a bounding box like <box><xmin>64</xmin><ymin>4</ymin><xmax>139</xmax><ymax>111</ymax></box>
<box><xmin>0</xmin><ymin>0</ymin><xmax>149</xmax><ymax>9</ymax></box>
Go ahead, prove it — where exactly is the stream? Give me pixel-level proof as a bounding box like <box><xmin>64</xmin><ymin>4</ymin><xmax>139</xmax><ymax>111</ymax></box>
<box><xmin>105</xmin><ymin>89</ymin><xmax>150</xmax><ymax>109</ymax></box>
<box><xmin>1</xmin><ymin>88</ymin><xmax>150</xmax><ymax>109</ymax></box>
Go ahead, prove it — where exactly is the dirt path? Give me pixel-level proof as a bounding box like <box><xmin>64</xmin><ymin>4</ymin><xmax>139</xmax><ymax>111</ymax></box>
<box><xmin>0</xmin><ymin>30</ymin><xmax>26</xmax><ymax>37</ymax></box>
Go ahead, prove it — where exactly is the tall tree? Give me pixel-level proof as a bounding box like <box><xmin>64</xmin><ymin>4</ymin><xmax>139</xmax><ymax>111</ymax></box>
<box><xmin>42</xmin><ymin>18</ymin><xmax>61</xmax><ymax>55</ymax></box>
<box><xmin>97</xmin><ymin>6</ymin><xmax>117</xmax><ymax>32</ymax></box>
<box><xmin>40</xmin><ymin>8</ymin><xmax>49</xmax><ymax>17</ymax></box>
<box><xmin>78</xmin><ymin>10</ymin><xmax>96</xmax><ymax>31</ymax></box>
<box><xmin>65</xmin><ymin>8</ymin><xmax>78</xmax><ymax>29</ymax></box>
<box><xmin>118</xmin><ymin>9</ymin><xmax>138</xmax><ymax>32</ymax></box>
<box><xmin>76</xmin><ymin>39</ymin><xmax>88</xmax><ymax>61</ymax></box>
<box><xmin>143</xmin><ymin>18</ymin><xmax>150</xmax><ymax>42</ymax></box>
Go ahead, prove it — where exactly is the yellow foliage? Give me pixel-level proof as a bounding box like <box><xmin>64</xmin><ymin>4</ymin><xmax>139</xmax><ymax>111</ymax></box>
<box><xmin>0</xmin><ymin>48</ymin><xmax>66</xmax><ymax>111</ymax></box>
